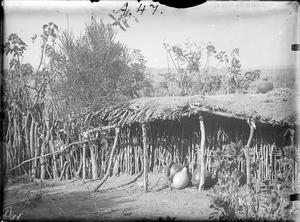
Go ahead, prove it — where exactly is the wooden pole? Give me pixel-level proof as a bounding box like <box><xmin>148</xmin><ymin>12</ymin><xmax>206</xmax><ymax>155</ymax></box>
<box><xmin>142</xmin><ymin>123</ymin><xmax>148</xmax><ymax>192</ymax></box>
<box><xmin>82</xmin><ymin>143</ymin><xmax>86</xmax><ymax>180</ymax></box>
<box><xmin>180</xmin><ymin>126</ymin><xmax>184</xmax><ymax>164</ymax></box>
<box><xmin>245</xmin><ymin>117</ymin><xmax>256</xmax><ymax>187</ymax></box>
<box><xmin>199</xmin><ymin>115</ymin><xmax>206</xmax><ymax>191</ymax></box>
<box><xmin>94</xmin><ymin>127</ymin><xmax>120</xmax><ymax>192</ymax></box>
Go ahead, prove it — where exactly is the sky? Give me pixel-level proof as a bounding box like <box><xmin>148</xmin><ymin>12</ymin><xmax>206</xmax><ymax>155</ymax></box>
<box><xmin>3</xmin><ymin>0</ymin><xmax>299</xmax><ymax>70</ymax></box>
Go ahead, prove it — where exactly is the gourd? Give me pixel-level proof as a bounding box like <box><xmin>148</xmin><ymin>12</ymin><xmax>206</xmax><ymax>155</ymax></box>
<box><xmin>172</xmin><ymin>166</ymin><xmax>190</xmax><ymax>189</ymax></box>
<box><xmin>191</xmin><ymin>167</ymin><xmax>212</xmax><ymax>188</ymax></box>
<box><xmin>166</xmin><ymin>162</ymin><xmax>183</xmax><ymax>181</ymax></box>
<box><xmin>169</xmin><ymin>163</ymin><xmax>183</xmax><ymax>181</ymax></box>
<box><xmin>257</xmin><ymin>78</ymin><xmax>274</xmax><ymax>94</ymax></box>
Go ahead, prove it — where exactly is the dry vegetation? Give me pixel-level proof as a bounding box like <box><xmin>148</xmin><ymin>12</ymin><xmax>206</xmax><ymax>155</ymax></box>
<box><xmin>3</xmin><ymin>17</ymin><xmax>299</xmax><ymax>222</ymax></box>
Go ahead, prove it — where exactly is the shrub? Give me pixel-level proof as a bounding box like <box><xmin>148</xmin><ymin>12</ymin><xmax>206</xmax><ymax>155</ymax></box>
<box><xmin>209</xmin><ymin>142</ymin><xmax>294</xmax><ymax>221</ymax></box>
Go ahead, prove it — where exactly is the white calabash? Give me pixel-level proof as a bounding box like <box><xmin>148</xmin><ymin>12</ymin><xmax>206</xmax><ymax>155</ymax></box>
<box><xmin>169</xmin><ymin>163</ymin><xmax>183</xmax><ymax>181</ymax></box>
<box><xmin>172</xmin><ymin>167</ymin><xmax>190</xmax><ymax>189</ymax></box>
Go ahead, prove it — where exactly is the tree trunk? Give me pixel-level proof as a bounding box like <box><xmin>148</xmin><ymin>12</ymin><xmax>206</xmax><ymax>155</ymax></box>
<box><xmin>199</xmin><ymin>115</ymin><xmax>206</xmax><ymax>191</ymax></box>
<box><xmin>142</xmin><ymin>123</ymin><xmax>148</xmax><ymax>192</ymax></box>
<box><xmin>94</xmin><ymin>127</ymin><xmax>120</xmax><ymax>192</ymax></box>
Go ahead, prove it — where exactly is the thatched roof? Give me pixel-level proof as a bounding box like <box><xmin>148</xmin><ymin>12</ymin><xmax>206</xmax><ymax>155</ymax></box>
<box><xmin>86</xmin><ymin>88</ymin><xmax>298</xmax><ymax>127</ymax></box>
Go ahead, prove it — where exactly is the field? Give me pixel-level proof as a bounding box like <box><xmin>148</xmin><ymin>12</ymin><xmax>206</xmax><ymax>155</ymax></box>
<box><xmin>3</xmin><ymin>173</ymin><xmax>214</xmax><ymax>221</ymax></box>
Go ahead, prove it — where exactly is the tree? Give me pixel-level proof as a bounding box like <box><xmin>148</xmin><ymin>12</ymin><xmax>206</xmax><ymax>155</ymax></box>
<box><xmin>159</xmin><ymin>39</ymin><xmax>260</xmax><ymax>96</ymax></box>
<box><xmin>49</xmin><ymin>17</ymin><xmax>148</xmax><ymax>179</ymax></box>
<box><xmin>3</xmin><ymin>15</ymin><xmax>151</xmax><ymax>181</ymax></box>
<box><xmin>52</xmin><ymin>17</ymin><xmax>147</xmax><ymax>118</ymax></box>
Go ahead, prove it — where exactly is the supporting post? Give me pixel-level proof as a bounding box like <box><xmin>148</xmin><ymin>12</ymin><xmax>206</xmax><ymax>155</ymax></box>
<box><xmin>82</xmin><ymin>143</ymin><xmax>86</xmax><ymax>179</ymax></box>
<box><xmin>245</xmin><ymin>117</ymin><xmax>256</xmax><ymax>188</ymax></box>
<box><xmin>245</xmin><ymin>147</ymin><xmax>251</xmax><ymax>187</ymax></box>
<box><xmin>142</xmin><ymin>123</ymin><xmax>148</xmax><ymax>192</ymax></box>
<box><xmin>199</xmin><ymin>115</ymin><xmax>206</xmax><ymax>191</ymax></box>
<box><xmin>180</xmin><ymin>126</ymin><xmax>184</xmax><ymax>164</ymax></box>
<box><xmin>94</xmin><ymin>127</ymin><xmax>120</xmax><ymax>192</ymax></box>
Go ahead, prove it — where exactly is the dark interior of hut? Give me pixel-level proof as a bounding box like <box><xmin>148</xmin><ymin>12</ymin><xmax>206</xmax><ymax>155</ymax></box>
<box><xmin>108</xmin><ymin>113</ymin><xmax>297</xmax><ymax>189</ymax></box>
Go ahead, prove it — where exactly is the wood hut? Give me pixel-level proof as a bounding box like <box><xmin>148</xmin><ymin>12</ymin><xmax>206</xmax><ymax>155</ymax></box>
<box><xmin>84</xmin><ymin>89</ymin><xmax>298</xmax><ymax>192</ymax></box>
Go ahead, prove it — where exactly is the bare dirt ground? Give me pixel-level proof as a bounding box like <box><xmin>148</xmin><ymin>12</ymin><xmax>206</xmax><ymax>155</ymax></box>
<box><xmin>3</xmin><ymin>173</ymin><xmax>214</xmax><ymax>221</ymax></box>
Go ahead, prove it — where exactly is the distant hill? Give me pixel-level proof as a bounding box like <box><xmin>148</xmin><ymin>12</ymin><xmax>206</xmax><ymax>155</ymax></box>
<box><xmin>145</xmin><ymin>67</ymin><xmax>176</xmax><ymax>85</ymax></box>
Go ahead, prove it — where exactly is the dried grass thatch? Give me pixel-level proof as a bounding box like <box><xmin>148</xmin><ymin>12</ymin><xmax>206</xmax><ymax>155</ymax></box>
<box><xmin>86</xmin><ymin>88</ymin><xmax>298</xmax><ymax>128</ymax></box>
